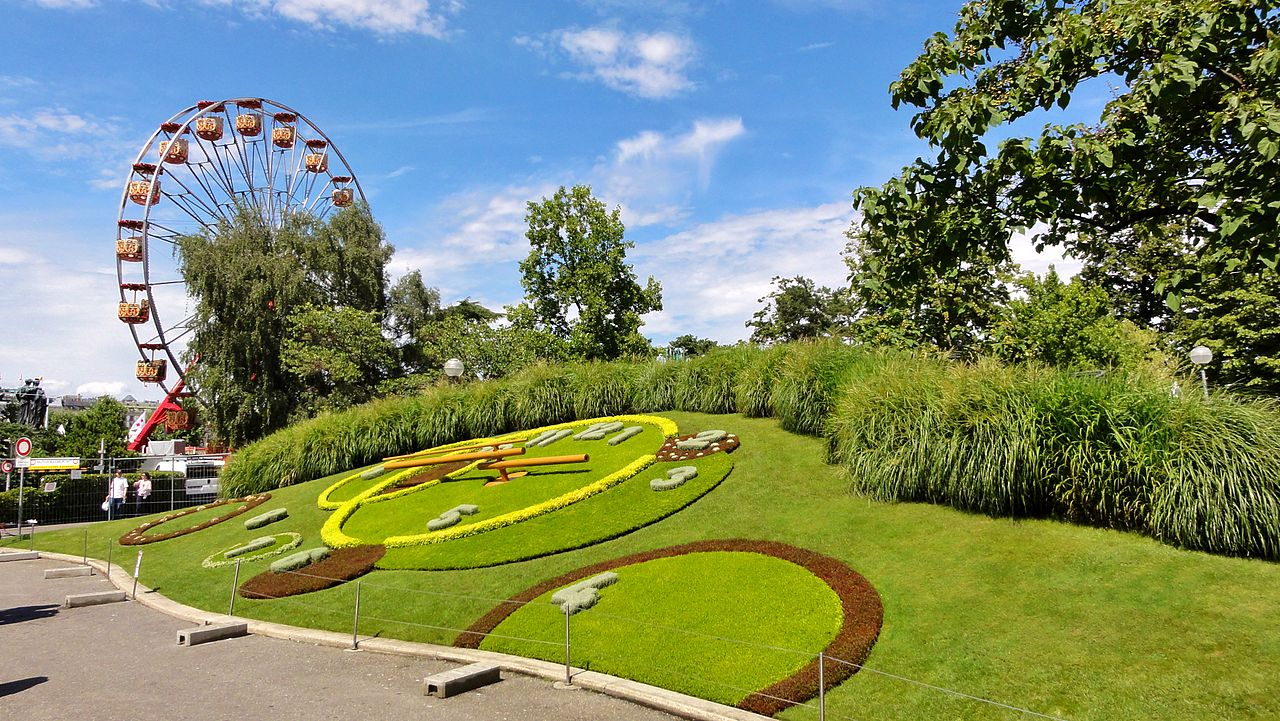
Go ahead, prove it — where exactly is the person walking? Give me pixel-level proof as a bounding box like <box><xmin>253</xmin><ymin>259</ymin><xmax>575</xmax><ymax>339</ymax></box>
<box><xmin>133</xmin><ymin>472</ymin><xmax>152</xmax><ymax>515</ymax></box>
<box><xmin>106</xmin><ymin>470</ymin><xmax>128</xmax><ymax>520</ymax></box>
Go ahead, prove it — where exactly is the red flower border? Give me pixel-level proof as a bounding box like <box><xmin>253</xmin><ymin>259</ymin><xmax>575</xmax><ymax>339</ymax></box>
<box><xmin>455</xmin><ymin>539</ymin><xmax>883</xmax><ymax>716</ymax></box>
<box><xmin>119</xmin><ymin>493</ymin><xmax>271</xmax><ymax>546</ymax></box>
<box><xmin>238</xmin><ymin>545</ymin><xmax>386</xmax><ymax>599</ymax></box>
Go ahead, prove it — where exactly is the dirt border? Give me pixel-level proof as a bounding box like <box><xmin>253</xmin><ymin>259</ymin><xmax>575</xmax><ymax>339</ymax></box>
<box><xmin>239</xmin><ymin>544</ymin><xmax>386</xmax><ymax>599</ymax></box>
<box><xmin>455</xmin><ymin>539</ymin><xmax>883</xmax><ymax>716</ymax></box>
<box><xmin>119</xmin><ymin>493</ymin><xmax>271</xmax><ymax>546</ymax></box>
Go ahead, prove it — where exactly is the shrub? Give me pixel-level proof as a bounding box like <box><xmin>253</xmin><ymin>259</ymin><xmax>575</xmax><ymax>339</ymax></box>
<box><xmin>270</xmin><ymin>546</ymin><xmax>330</xmax><ymax>574</ymax></box>
<box><xmin>570</xmin><ymin>361</ymin><xmax>637</xmax><ymax>418</ymax></box>
<box><xmin>244</xmin><ymin>507</ymin><xmax>288</xmax><ymax>530</ymax></box>
<box><xmin>633</xmin><ymin>359</ymin><xmax>682</xmax><ymax>412</ymax></box>
<box><xmin>673</xmin><ymin>346</ymin><xmax>754</xmax><ymax>413</ymax></box>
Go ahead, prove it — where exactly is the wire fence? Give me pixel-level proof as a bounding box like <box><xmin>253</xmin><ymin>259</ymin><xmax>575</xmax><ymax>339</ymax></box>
<box><xmin>201</xmin><ymin>563</ymin><xmax>1071</xmax><ymax>721</ymax></box>
<box><xmin>1</xmin><ymin>454</ymin><xmax>227</xmax><ymax>532</ymax></box>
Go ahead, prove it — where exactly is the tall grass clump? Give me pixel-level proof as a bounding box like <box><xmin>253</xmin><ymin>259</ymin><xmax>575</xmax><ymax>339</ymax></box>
<box><xmin>772</xmin><ymin>341</ymin><xmax>899</xmax><ymax>437</ymax></box>
<box><xmin>828</xmin><ymin>360</ymin><xmax>1280</xmax><ymax>559</ymax></box>
<box><xmin>734</xmin><ymin>344</ymin><xmax>788</xmax><ymax>417</ymax></box>
<box><xmin>633</xmin><ymin>357</ymin><xmax>683</xmax><ymax>412</ymax></box>
<box><xmin>569</xmin><ymin>361</ymin><xmax>637</xmax><ymax>418</ymax></box>
<box><xmin>456</xmin><ymin>380</ymin><xmax>512</xmax><ymax>439</ymax></box>
<box><xmin>505</xmin><ymin>363</ymin><xmax>577</xmax><ymax>430</ymax></box>
<box><xmin>1152</xmin><ymin>397</ymin><xmax>1280</xmax><ymax>558</ymax></box>
<box><xmin>672</xmin><ymin>346</ymin><xmax>755</xmax><ymax>413</ymax></box>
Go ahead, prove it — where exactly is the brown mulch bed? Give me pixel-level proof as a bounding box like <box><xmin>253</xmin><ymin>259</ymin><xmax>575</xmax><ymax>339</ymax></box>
<box><xmin>654</xmin><ymin>432</ymin><xmax>741</xmax><ymax>462</ymax></box>
<box><xmin>238</xmin><ymin>545</ymin><xmax>386</xmax><ymax>599</ymax></box>
<box><xmin>119</xmin><ymin>494</ymin><xmax>271</xmax><ymax>546</ymax></box>
<box><xmin>455</xmin><ymin>539</ymin><xmax>882</xmax><ymax>716</ymax></box>
<box><xmin>373</xmin><ymin>460</ymin><xmax>470</xmax><ymax>496</ymax></box>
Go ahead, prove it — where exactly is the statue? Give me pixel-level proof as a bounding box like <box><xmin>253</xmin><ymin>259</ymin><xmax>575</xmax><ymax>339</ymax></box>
<box><xmin>16</xmin><ymin>378</ymin><xmax>47</xmax><ymax>428</ymax></box>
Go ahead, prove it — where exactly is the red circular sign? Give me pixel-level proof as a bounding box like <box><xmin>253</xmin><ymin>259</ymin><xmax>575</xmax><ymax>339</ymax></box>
<box><xmin>14</xmin><ymin>437</ymin><xmax>32</xmax><ymax>458</ymax></box>
<box><xmin>1</xmin><ymin>460</ymin><xmax>11</xmax><ymax>473</ymax></box>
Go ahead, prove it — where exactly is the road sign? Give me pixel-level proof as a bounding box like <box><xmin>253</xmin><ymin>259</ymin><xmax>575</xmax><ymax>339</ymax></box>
<box><xmin>15</xmin><ymin>456</ymin><xmax>30</xmax><ymax>469</ymax></box>
<box><xmin>14</xmin><ymin>437</ymin><xmax>32</xmax><ymax>458</ymax></box>
<box><xmin>1</xmin><ymin>459</ymin><xmax>11</xmax><ymax>473</ymax></box>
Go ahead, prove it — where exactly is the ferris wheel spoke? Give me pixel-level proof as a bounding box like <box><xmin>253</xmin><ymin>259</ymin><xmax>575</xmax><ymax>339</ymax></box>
<box><xmin>161</xmin><ymin>169</ymin><xmax>222</xmax><ymax>221</ymax></box>
<box><xmin>164</xmin><ymin>191</ymin><xmax>219</xmax><ymax>230</ymax></box>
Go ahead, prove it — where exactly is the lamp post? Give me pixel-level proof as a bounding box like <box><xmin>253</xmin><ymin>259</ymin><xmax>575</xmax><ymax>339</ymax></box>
<box><xmin>1189</xmin><ymin>345</ymin><xmax>1213</xmax><ymax>399</ymax></box>
<box><xmin>443</xmin><ymin>358</ymin><xmax>465</xmax><ymax>383</ymax></box>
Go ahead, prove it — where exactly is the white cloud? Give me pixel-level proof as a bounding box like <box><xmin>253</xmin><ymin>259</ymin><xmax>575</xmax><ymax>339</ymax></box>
<box><xmin>199</xmin><ymin>0</ymin><xmax>462</xmax><ymax>37</ymax></box>
<box><xmin>1009</xmin><ymin>223</ymin><xmax>1082</xmax><ymax>278</ymax></box>
<box><xmin>0</xmin><ymin>108</ymin><xmax>94</xmax><ymax>151</ymax></box>
<box><xmin>0</xmin><ymin>219</ymin><xmax>155</xmax><ymax>402</ymax></box>
<box><xmin>604</xmin><ymin>117</ymin><xmax>745</xmax><ymax>222</ymax></box>
<box><xmin>631</xmin><ymin>201</ymin><xmax>854</xmax><ymax>341</ymax></box>
<box><xmin>551</xmin><ymin>27</ymin><xmax>695</xmax><ymax>99</ymax></box>
<box><xmin>76</xmin><ymin>381</ymin><xmax>127</xmax><ymax>397</ymax></box>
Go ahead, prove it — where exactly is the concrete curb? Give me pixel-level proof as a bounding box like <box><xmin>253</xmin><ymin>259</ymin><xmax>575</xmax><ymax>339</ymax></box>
<box><xmin>38</xmin><ymin>550</ymin><xmax>770</xmax><ymax>721</ymax></box>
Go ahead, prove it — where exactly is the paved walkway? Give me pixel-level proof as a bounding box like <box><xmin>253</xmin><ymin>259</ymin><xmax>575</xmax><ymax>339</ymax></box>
<box><xmin>0</xmin><ymin>554</ymin><xmax>682</xmax><ymax>721</ymax></box>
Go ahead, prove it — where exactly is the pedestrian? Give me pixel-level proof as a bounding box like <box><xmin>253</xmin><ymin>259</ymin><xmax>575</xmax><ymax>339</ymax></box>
<box><xmin>106</xmin><ymin>470</ymin><xmax>128</xmax><ymax>519</ymax></box>
<box><xmin>134</xmin><ymin>472</ymin><xmax>152</xmax><ymax>515</ymax></box>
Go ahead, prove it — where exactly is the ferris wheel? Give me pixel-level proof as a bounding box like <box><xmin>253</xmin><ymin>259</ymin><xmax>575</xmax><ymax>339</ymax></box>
<box><xmin>115</xmin><ymin>97</ymin><xmax>365</xmax><ymax>444</ymax></box>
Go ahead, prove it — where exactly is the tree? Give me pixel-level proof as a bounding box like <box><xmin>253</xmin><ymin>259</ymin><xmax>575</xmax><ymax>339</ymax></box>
<box><xmin>844</xmin><ymin>220</ymin><xmax>1017</xmax><ymax>355</ymax></box>
<box><xmin>517</xmin><ymin>185</ymin><xmax>662</xmax><ymax>360</ymax></box>
<box><xmin>667</xmin><ymin>334</ymin><xmax>719</xmax><ymax>358</ymax></box>
<box><xmin>991</xmin><ymin>269</ymin><xmax>1161</xmax><ymax>370</ymax></box>
<box><xmin>281</xmin><ymin>306</ymin><xmax>395</xmax><ymax>414</ymax></box>
<box><xmin>747</xmin><ymin>276</ymin><xmax>850</xmax><ymax>344</ymax></box>
<box><xmin>855</xmin><ymin>0</ymin><xmax>1280</xmax><ymax>314</ymax></box>
<box><xmin>49</xmin><ymin>397</ymin><xmax>130</xmax><ymax>459</ymax></box>
<box><xmin>179</xmin><ymin>204</ymin><xmax>392</xmax><ymax>444</ymax></box>
<box><xmin>1173</xmin><ymin>262</ymin><xmax>1280</xmax><ymax>395</ymax></box>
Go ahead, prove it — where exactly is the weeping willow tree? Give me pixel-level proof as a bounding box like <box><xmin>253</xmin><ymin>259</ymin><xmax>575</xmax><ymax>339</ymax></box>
<box><xmin>178</xmin><ymin>203</ymin><xmax>392</xmax><ymax>445</ymax></box>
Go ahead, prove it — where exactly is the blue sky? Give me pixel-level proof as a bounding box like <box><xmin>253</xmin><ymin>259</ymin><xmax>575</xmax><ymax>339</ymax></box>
<box><xmin>0</xmin><ymin>0</ymin><xmax>1081</xmax><ymax>401</ymax></box>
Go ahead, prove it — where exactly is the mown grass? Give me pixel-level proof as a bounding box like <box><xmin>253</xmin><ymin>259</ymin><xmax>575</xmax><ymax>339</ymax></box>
<box><xmin>12</xmin><ymin>412</ymin><xmax>1279</xmax><ymax>721</ymax></box>
<box><xmin>482</xmin><ymin>551</ymin><xmax>843</xmax><ymax>705</ymax></box>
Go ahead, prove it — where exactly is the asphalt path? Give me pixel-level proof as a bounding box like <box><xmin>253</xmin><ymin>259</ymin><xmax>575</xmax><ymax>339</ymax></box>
<box><xmin>0</xmin><ymin>554</ymin><xmax>679</xmax><ymax>721</ymax></box>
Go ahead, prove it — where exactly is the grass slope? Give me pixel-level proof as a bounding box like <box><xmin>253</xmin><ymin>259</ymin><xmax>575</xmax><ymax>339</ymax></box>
<box><xmin>10</xmin><ymin>412</ymin><xmax>1279</xmax><ymax>721</ymax></box>
<box><xmin>482</xmin><ymin>551</ymin><xmax>843</xmax><ymax>705</ymax></box>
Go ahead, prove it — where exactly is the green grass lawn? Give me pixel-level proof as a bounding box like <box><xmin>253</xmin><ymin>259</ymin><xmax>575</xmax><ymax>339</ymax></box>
<box><xmin>483</xmin><ymin>551</ymin><xmax>842</xmax><ymax>705</ymax></box>
<box><xmin>9</xmin><ymin>411</ymin><xmax>1279</xmax><ymax>720</ymax></box>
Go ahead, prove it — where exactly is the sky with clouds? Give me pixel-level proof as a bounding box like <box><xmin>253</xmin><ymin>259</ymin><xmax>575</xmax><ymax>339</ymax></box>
<box><xmin>1</xmin><ymin>0</ymin><xmax>1088</xmax><ymax>401</ymax></box>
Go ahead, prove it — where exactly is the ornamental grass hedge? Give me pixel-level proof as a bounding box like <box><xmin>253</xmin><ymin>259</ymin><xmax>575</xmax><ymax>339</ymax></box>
<box><xmin>221</xmin><ymin>340</ymin><xmax>1280</xmax><ymax>559</ymax></box>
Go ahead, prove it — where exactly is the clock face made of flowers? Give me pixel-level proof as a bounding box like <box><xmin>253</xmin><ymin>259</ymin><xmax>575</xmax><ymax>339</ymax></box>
<box><xmin>317</xmin><ymin>415</ymin><xmax>738</xmax><ymax>570</ymax></box>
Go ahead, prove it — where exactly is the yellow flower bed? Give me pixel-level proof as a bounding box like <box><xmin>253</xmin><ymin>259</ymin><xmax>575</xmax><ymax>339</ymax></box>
<box><xmin>319</xmin><ymin>414</ymin><xmax>678</xmax><ymax>549</ymax></box>
<box><xmin>384</xmin><ymin>454</ymin><xmax>656</xmax><ymax>547</ymax></box>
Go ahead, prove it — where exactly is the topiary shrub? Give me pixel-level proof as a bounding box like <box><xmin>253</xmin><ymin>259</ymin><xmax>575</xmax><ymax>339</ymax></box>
<box><xmin>270</xmin><ymin>546</ymin><xmax>330</xmax><ymax>574</ymax></box>
<box><xmin>427</xmin><ymin>504</ymin><xmax>480</xmax><ymax>531</ymax></box>
<box><xmin>244</xmin><ymin>507</ymin><xmax>288</xmax><ymax>530</ymax></box>
<box><xmin>550</xmin><ymin>571</ymin><xmax>618</xmax><ymax>615</ymax></box>
<box><xmin>607</xmin><ymin>426</ymin><xmax>644</xmax><ymax>446</ymax></box>
<box><xmin>650</xmin><ymin>466</ymin><xmax>698</xmax><ymax>491</ymax></box>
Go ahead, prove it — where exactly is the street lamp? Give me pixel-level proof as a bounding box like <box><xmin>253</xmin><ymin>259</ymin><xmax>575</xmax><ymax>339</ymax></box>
<box><xmin>443</xmin><ymin>358</ymin><xmax>465</xmax><ymax>382</ymax></box>
<box><xmin>1189</xmin><ymin>345</ymin><xmax>1213</xmax><ymax>399</ymax></box>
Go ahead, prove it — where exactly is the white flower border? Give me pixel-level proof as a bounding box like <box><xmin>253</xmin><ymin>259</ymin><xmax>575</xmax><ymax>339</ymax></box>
<box><xmin>202</xmin><ymin>532</ymin><xmax>304</xmax><ymax>569</ymax></box>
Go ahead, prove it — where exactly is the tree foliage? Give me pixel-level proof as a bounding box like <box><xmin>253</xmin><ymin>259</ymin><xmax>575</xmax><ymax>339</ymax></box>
<box><xmin>281</xmin><ymin>305</ymin><xmax>395</xmax><ymax>414</ymax></box>
<box><xmin>991</xmin><ymin>269</ymin><xmax>1161</xmax><ymax>370</ymax></box>
<box><xmin>1174</xmin><ymin>261</ymin><xmax>1280</xmax><ymax>395</ymax></box>
<box><xmin>517</xmin><ymin>185</ymin><xmax>662</xmax><ymax>360</ymax></box>
<box><xmin>667</xmin><ymin>334</ymin><xmax>720</xmax><ymax>358</ymax></box>
<box><xmin>856</xmin><ymin>0</ymin><xmax>1280</xmax><ymax>309</ymax></box>
<box><xmin>843</xmin><ymin>227</ymin><xmax>1016</xmax><ymax>355</ymax></box>
<box><xmin>179</xmin><ymin>204</ymin><xmax>392</xmax><ymax>445</ymax></box>
<box><xmin>747</xmin><ymin>276</ymin><xmax>850</xmax><ymax>345</ymax></box>
<box><xmin>48</xmin><ymin>397</ymin><xmax>130</xmax><ymax>459</ymax></box>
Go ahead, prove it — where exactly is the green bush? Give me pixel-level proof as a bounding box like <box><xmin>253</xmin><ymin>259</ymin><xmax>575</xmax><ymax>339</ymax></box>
<box><xmin>672</xmin><ymin>347</ymin><xmax>753</xmax><ymax>414</ymax></box>
<box><xmin>570</xmin><ymin>361</ymin><xmax>637</xmax><ymax>418</ymax></box>
<box><xmin>827</xmin><ymin>359</ymin><xmax>1280</xmax><ymax>558</ymax></box>
<box><xmin>633</xmin><ymin>359</ymin><xmax>682</xmax><ymax>412</ymax></box>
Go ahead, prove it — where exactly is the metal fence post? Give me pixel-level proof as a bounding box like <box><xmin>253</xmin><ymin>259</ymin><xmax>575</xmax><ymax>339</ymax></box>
<box><xmin>228</xmin><ymin>559</ymin><xmax>241</xmax><ymax>616</ymax></box>
<box><xmin>131</xmin><ymin>550</ymin><xmax>143</xmax><ymax>600</ymax></box>
<box><xmin>82</xmin><ymin>528</ymin><xmax>89</xmax><ymax>565</ymax></box>
<box><xmin>351</xmin><ymin>581</ymin><xmax>362</xmax><ymax>650</ymax></box>
<box><xmin>818</xmin><ymin>651</ymin><xmax>825</xmax><ymax>721</ymax></box>
<box><xmin>105</xmin><ymin>540</ymin><xmax>113</xmax><ymax>578</ymax></box>
<box><xmin>563</xmin><ymin>605</ymin><xmax>573</xmax><ymax>686</ymax></box>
